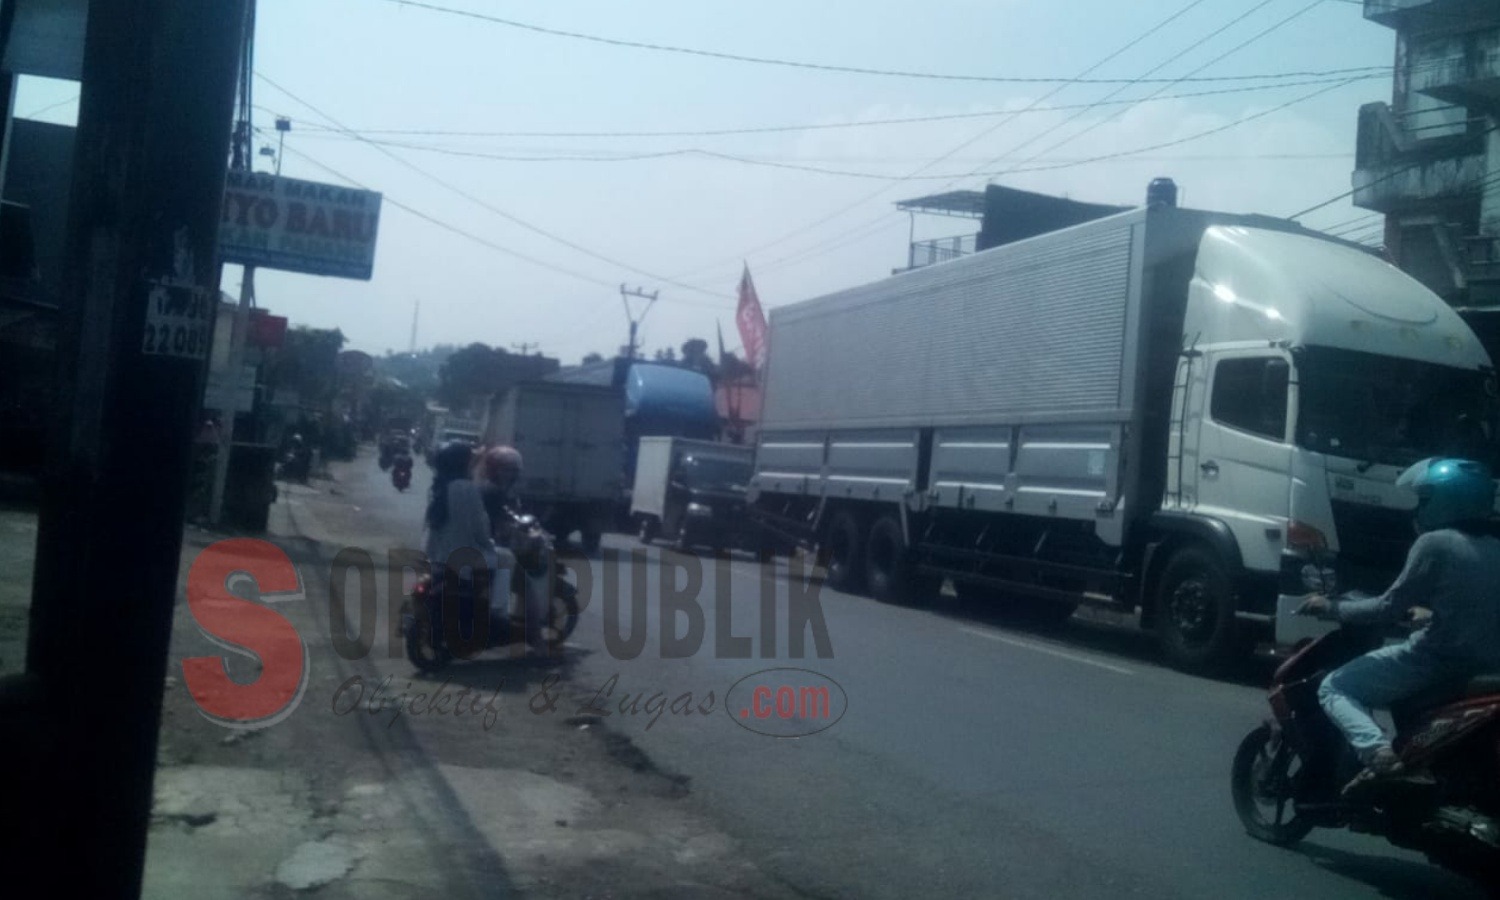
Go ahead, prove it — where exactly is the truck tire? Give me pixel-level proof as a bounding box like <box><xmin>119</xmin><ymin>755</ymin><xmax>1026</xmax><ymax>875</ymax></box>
<box><xmin>820</xmin><ymin>511</ymin><xmax>866</xmax><ymax>594</ymax></box>
<box><xmin>581</xmin><ymin>529</ymin><xmax>603</xmax><ymax>555</ymax></box>
<box><xmin>864</xmin><ymin>515</ymin><xmax>937</xmax><ymax>607</ymax></box>
<box><xmin>638</xmin><ymin>517</ymin><xmax>658</xmax><ymax>545</ymax></box>
<box><xmin>1155</xmin><ymin>545</ymin><xmax>1246</xmax><ymax>673</ymax></box>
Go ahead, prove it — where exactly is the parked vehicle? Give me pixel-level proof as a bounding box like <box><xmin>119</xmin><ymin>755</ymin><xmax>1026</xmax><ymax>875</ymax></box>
<box><xmin>481</xmin><ymin>381</ymin><xmax>624</xmax><ymax>554</ymax></box>
<box><xmin>748</xmin><ymin>186</ymin><xmax>1499</xmax><ymax>672</ymax></box>
<box><xmin>399</xmin><ymin>512</ymin><xmax>581</xmax><ymax>671</ymax></box>
<box><xmin>1231</xmin><ymin>609</ymin><xmax>1500</xmax><ymax>894</ymax></box>
<box><xmin>632</xmin><ymin>437</ymin><xmax>753</xmax><ymax>553</ymax></box>
<box><xmin>391</xmin><ymin>454</ymin><xmax>413</xmax><ymax>491</ymax></box>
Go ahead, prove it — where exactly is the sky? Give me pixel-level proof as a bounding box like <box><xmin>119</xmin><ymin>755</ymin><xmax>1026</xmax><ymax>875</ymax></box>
<box><xmin>14</xmin><ymin>0</ymin><xmax>1398</xmax><ymax>365</ymax></box>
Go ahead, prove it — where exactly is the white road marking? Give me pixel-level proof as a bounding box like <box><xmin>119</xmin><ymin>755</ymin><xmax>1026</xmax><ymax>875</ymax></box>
<box><xmin>959</xmin><ymin>626</ymin><xmax>1135</xmax><ymax>676</ymax></box>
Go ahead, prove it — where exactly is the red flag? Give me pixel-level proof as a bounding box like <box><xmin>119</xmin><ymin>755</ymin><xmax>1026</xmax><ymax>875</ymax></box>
<box><xmin>736</xmin><ymin>264</ymin><xmax>768</xmax><ymax>371</ymax></box>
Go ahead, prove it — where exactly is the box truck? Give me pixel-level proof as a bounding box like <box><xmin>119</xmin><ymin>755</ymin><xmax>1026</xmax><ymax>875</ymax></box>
<box><xmin>631</xmin><ymin>437</ymin><xmax>754</xmax><ymax>553</ymax></box>
<box><xmin>482</xmin><ymin>382</ymin><xmax>625</xmax><ymax>554</ymax></box>
<box><xmin>748</xmin><ymin>200</ymin><xmax>1498</xmax><ymax>672</ymax></box>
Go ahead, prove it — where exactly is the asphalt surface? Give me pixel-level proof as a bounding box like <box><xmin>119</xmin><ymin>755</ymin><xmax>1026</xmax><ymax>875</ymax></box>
<box><xmin>330</xmin><ymin>451</ymin><xmax>1484</xmax><ymax>900</ymax></box>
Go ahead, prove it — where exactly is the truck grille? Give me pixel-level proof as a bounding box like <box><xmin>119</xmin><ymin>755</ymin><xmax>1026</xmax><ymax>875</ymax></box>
<box><xmin>1330</xmin><ymin>500</ymin><xmax>1414</xmax><ymax>593</ymax></box>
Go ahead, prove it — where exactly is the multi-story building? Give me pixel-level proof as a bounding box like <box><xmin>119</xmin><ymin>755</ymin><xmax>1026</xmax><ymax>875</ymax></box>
<box><xmin>1353</xmin><ymin>0</ymin><xmax>1500</xmax><ymax>308</ymax></box>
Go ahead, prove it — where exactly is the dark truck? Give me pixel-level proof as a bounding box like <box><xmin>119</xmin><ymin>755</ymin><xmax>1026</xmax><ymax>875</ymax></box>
<box><xmin>631</xmin><ymin>437</ymin><xmax>753</xmax><ymax>553</ymax></box>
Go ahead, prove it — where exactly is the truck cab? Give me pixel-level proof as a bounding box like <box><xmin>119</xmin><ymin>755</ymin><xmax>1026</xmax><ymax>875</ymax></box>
<box><xmin>1167</xmin><ymin>226</ymin><xmax>1498</xmax><ymax>650</ymax></box>
<box><xmin>632</xmin><ymin>437</ymin><xmax>753</xmax><ymax>553</ymax></box>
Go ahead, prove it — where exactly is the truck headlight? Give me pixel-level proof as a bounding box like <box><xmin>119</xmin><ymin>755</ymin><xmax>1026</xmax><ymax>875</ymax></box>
<box><xmin>686</xmin><ymin>502</ymin><xmax>712</xmax><ymax>516</ymax></box>
<box><xmin>1301</xmin><ymin>563</ymin><xmax>1337</xmax><ymax>593</ymax></box>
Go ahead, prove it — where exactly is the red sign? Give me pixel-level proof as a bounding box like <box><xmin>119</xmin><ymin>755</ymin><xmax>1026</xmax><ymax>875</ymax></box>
<box><xmin>247</xmin><ymin>311</ymin><xmax>288</xmax><ymax>349</ymax></box>
<box><xmin>736</xmin><ymin>265</ymin><xmax>768</xmax><ymax>371</ymax></box>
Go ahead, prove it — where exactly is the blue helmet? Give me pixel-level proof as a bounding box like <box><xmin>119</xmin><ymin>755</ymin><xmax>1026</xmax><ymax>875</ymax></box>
<box><xmin>1397</xmin><ymin>457</ymin><xmax>1496</xmax><ymax>532</ymax></box>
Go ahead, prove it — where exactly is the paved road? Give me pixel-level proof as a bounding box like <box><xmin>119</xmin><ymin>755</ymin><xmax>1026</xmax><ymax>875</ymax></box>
<box><xmin>331</xmin><ymin>451</ymin><xmax>1483</xmax><ymax>900</ymax></box>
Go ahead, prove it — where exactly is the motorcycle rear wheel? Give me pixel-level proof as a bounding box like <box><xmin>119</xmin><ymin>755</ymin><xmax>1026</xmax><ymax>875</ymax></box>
<box><xmin>402</xmin><ymin>601</ymin><xmax>452</xmax><ymax>673</ymax></box>
<box><xmin>1232</xmin><ymin>724</ymin><xmax>1314</xmax><ymax>846</ymax></box>
<box><xmin>544</xmin><ymin>581</ymin><xmax>581</xmax><ymax>647</ymax></box>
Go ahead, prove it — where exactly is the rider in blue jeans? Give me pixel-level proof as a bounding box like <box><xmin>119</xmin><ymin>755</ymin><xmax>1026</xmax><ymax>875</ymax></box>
<box><xmin>1299</xmin><ymin>457</ymin><xmax>1500</xmax><ymax>795</ymax></box>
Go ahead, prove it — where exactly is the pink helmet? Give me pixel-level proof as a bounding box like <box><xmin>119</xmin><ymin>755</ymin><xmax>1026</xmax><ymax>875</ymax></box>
<box><xmin>481</xmin><ymin>445</ymin><xmax>523</xmax><ymax>481</ymax></box>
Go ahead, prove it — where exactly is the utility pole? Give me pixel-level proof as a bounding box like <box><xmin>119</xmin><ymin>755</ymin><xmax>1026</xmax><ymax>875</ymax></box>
<box><xmin>208</xmin><ymin>11</ymin><xmax>259</xmax><ymax>526</ymax></box>
<box><xmin>619</xmin><ymin>284</ymin><xmax>658</xmax><ymax>360</ymax></box>
<box><xmin>511</xmin><ymin>342</ymin><xmax>538</xmax><ymax>356</ymax></box>
<box><xmin>15</xmin><ymin>0</ymin><xmax>250</xmax><ymax>893</ymax></box>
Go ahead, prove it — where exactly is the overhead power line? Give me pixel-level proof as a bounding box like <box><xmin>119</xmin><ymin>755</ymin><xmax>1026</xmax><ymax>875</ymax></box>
<box><xmin>667</xmin><ymin>0</ymin><xmax>1216</xmax><ymax>283</ymax></box>
<box><xmin>280</xmin><ymin>131</ymin><xmax>1355</xmax><ymax>173</ymax></box>
<box><xmin>260</xmin><ymin>74</ymin><xmax>1385</xmax><ymax>141</ymax></box>
<box><xmin>272</xmin><ymin>141</ymin><xmax>613</xmax><ymax>290</ymax></box>
<box><xmin>1287</xmin><ymin>123</ymin><xmax>1500</xmax><ymax>219</ymax></box>
<box><xmin>376</xmin><ymin>0</ymin><xmax>1386</xmax><ymax>86</ymax></box>
<box><xmin>256</xmin><ymin>73</ymin><xmax>732</xmax><ymax>305</ymax></box>
<box><xmin>968</xmin><ymin>0</ymin><xmax>1326</xmax><ymax>183</ymax></box>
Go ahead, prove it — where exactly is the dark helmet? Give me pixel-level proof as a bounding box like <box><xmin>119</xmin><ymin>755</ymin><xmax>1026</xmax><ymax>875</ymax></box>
<box><xmin>433</xmin><ymin>441</ymin><xmax>474</xmax><ymax>480</ymax></box>
<box><xmin>1397</xmin><ymin>457</ymin><xmax>1496</xmax><ymax>533</ymax></box>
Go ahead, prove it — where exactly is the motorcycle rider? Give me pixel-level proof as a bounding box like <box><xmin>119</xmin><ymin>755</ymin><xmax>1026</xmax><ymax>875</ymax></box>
<box><xmin>474</xmin><ymin>445</ymin><xmax>551</xmax><ymax>655</ymax></box>
<box><xmin>422</xmin><ymin>441</ymin><xmax>508</xmax><ymax>641</ymax></box>
<box><xmin>1299</xmin><ymin>457</ymin><xmax>1500</xmax><ymax>795</ymax></box>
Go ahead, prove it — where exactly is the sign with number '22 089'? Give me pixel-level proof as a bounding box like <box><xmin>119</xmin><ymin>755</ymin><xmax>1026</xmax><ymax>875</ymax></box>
<box><xmin>142</xmin><ymin>277</ymin><xmax>214</xmax><ymax>359</ymax></box>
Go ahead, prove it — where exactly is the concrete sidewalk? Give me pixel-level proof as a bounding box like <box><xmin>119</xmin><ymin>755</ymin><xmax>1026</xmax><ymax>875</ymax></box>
<box><xmin>5</xmin><ymin>454</ymin><xmax>796</xmax><ymax>898</ymax></box>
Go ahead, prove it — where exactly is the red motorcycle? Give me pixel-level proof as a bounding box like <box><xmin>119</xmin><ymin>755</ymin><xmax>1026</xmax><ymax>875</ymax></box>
<box><xmin>391</xmin><ymin>455</ymin><xmax>413</xmax><ymax>492</ymax></box>
<box><xmin>400</xmin><ymin>514</ymin><xmax>580</xmax><ymax>671</ymax></box>
<box><xmin>1232</xmin><ymin>607</ymin><xmax>1500</xmax><ymax>894</ymax></box>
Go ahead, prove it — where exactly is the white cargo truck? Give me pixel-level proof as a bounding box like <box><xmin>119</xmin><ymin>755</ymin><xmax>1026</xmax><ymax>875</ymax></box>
<box><xmin>631</xmin><ymin>436</ymin><xmax>754</xmax><ymax>552</ymax></box>
<box><xmin>482</xmin><ymin>382</ymin><xmax>625</xmax><ymax>554</ymax></box>
<box><xmin>749</xmin><ymin>200</ymin><xmax>1498</xmax><ymax>672</ymax></box>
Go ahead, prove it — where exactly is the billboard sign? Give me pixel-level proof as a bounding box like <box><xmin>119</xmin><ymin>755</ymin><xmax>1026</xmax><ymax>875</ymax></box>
<box><xmin>219</xmin><ymin>171</ymin><xmax>382</xmax><ymax>280</ymax></box>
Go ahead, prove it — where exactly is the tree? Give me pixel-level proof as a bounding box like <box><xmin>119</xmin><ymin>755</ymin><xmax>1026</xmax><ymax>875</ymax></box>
<box><xmin>652</xmin><ymin>346</ymin><xmax>677</xmax><ymax>362</ymax></box>
<box><xmin>264</xmin><ymin>326</ymin><xmax>346</xmax><ymax>408</ymax></box>
<box><xmin>581</xmin><ymin>352</ymin><xmax>605</xmax><ymax>365</ymax></box>
<box><xmin>680</xmin><ymin>338</ymin><xmax>714</xmax><ymax>378</ymax></box>
<box><xmin>436</xmin><ymin>342</ymin><xmax>560</xmax><ymax>413</ymax></box>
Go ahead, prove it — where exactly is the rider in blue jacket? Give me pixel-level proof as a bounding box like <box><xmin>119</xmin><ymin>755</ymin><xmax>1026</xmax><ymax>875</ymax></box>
<box><xmin>1300</xmin><ymin>457</ymin><xmax>1500</xmax><ymax>795</ymax></box>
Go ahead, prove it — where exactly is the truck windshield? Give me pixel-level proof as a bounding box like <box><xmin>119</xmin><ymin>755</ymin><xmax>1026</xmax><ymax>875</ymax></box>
<box><xmin>1295</xmin><ymin>346</ymin><xmax>1498</xmax><ymax>468</ymax></box>
<box><xmin>684</xmin><ymin>457</ymin><xmax>751</xmax><ymax>491</ymax></box>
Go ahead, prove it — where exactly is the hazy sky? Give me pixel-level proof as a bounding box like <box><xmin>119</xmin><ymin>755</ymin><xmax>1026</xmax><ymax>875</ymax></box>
<box><xmin>16</xmin><ymin>0</ymin><xmax>1396</xmax><ymax>364</ymax></box>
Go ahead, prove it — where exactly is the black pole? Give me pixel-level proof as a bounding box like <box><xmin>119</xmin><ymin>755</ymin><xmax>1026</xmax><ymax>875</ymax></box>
<box><xmin>17</xmin><ymin>0</ymin><xmax>249</xmax><ymax>894</ymax></box>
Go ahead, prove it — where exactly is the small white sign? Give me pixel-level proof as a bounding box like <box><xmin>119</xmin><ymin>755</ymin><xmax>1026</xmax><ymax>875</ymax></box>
<box><xmin>142</xmin><ymin>277</ymin><xmax>214</xmax><ymax>360</ymax></box>
<box><xmin>204</xmin><ymin>365</ymin><xmax>256</xmax><ymax>413</ymax></box>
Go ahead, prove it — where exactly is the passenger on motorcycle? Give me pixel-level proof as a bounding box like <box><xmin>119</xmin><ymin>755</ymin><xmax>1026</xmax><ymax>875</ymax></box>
<box><xmin>474</xmin><ymin>445</ymin><xmax>551</xmax><ymax>655</ymax></box>
<box><xmin>422</xmin><ymin>441</ymin><xmax>509</xmax><ymax>636</ymax></box>
<box><xmin>1299</xmin><ymin>457</ymin><xmax>1500</xmax><ymax>795</ymax></box>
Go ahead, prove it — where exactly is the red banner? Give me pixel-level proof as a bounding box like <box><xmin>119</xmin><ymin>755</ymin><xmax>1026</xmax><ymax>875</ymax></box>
<box><xmin>736</xmin><ymin>264</ymin><xmax>768</xmax><ymax>371</ymax></box>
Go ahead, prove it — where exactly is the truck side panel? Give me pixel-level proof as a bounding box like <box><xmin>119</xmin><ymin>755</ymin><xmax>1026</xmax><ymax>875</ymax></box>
<box><xmin>1012</xmin><ymin>423</ymin><xmax>1121</xmax><ymax>523</ymax></box>
<box><xmin>753</xmin><ymin>430</ymin><xmax>825</xmax><ymax>496</ymax></box>
<box><xmin>929</xmin><ymin>426</ymin><xmax>1012</xmax><ymax>513</ymax></box>
<box><xmin>760</xmin><ymin>213</ymin><xmax>1145</xmax><ymax>431</ymax></box>
<box><xmin>823</xmin><ymin>429</ymin><xmax>921</xmax><ymax>502</ymax></box>
<box><xmin>569</xmin><ymin>389</ymin><xmax>627</xmax><ymax>499</ymax></box>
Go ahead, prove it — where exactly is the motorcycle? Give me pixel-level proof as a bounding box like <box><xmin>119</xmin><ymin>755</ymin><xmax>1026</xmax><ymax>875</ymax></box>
<box><xmin>391</xmin><ymin>455</ymin><xmax>413</xmax><ymax>492</ymax></box>
<box><xmin>276</xmin><ymin>445</ymin><xmax>312</xmax><ymax>483</ymax></box>
<box><xmin>1232</xmin><ymin>601</ymin><xmax>1500</xmax><ymax>893</ymax></box>
<box><xmin>400</xmin><ymin>514</ymin><xmax>580</xmax><ymax>671</ymax></box>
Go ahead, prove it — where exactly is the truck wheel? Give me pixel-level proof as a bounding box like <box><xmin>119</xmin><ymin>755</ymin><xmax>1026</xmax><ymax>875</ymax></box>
<box><xmin>1155</xmin><ymin>545</ymin><xmax>1245</xmax><ymax>673</ymax></box>
<box><xmin>581</xmin><ymin>529</ymin><xmax>603</xmax><ymax>555</ymax></box>
<box><xmin>864</xmin><ymin>516</ymin><xmax>937</xmax><ymax>607</ymax></box>
<box><xmin>821</xmin><ymin>511</ymin><xmax>866</xmax><ymax>594</ymax></box>
<box><xmin>638</xmin><ymin>517</ymin><xmax>658</xmax><ymax>545</ymax></box>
